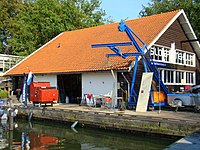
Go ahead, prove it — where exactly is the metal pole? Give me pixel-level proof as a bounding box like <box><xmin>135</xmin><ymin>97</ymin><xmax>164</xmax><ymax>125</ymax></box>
<box><xmin>158</xmin><ymin>70</ymin><xmax>161</xmax><ymax>114</ymax></box>
<box><xmin>121</xmin><ymin>72</ymin><xmax>130</xmax><ymax>101</ymax></box>
<box><xmin>8</xmin><ymin>130</ymin><xmax>13</xmax><ymax>149</ymax></box>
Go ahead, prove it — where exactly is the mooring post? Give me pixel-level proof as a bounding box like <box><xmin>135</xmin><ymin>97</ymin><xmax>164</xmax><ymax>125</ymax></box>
<box><xmin>9</xmin><ymin>109</ymin><xmax>14</xmax><ymax>131</ymax></box>
<box><xmin>8</xmin><ymin>130</ymin><xmax>13</xmax><ymax>149</ymax></box>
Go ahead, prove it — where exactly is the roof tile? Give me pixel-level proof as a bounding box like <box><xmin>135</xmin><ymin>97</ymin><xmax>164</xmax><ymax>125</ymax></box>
<box><xmin>5</xmin><ymin>10</ymin><xmax>180</xmax><ymax>75</ymax></box>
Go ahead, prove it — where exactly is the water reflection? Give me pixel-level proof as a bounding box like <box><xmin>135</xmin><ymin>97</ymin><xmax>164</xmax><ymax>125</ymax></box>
<box><xmin>0</xmin><ymin>120</ymin><xmax>179</xmax><ymax>150</ymax></box>
<box><xmin>28</xmin><ymin>133</ymin><xmax>58</xmax><ymax>149</ymax></box>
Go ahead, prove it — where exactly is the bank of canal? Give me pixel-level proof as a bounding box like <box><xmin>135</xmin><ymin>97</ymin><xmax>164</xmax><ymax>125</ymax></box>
<box><xmin>12</xmin><ymin>103</ymin><xmax>200</xmax><ymax>137</ymax></box>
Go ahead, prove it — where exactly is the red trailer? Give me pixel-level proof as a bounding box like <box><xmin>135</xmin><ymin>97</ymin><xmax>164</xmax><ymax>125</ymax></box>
<box><xmin>30</xmin><ymin>82</ymin><xmax>58</xmax><ymax>106</ymax></box>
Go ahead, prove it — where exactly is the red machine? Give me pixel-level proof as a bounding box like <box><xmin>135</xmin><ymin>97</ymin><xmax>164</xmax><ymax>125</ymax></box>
<box><xmin>30</xmin><ymin>82</ymin><xmax>58</xmax><ymax>106</ymax></box>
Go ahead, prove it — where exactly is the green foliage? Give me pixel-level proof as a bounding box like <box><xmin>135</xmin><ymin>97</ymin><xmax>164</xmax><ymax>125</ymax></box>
<box><xmin>0</xmin><ymin>0</ymin><xmax>24</xmax><ymax>54</ymax></box>
<box><xmin>0</xmin><ymin>40</ymin><xmax>2</xmax><ymax>52</ymax></box>
<box><xmin>139</xmin><ymin>0</ymin><xmax>200</xmax><ymax>38</ymax></box>
<box><xmin>0</xmin><ymin>90</ymin><xmax>8</xmax><ymax>99</ymax></box>
<box><xmin>0</xmin><ymin>0</ymin><xmax>107</xmax><ymax>56</ymax></box>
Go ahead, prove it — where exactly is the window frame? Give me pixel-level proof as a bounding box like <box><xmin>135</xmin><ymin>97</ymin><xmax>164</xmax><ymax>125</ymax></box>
<box><xmin>158</xmin><ymin>69</ymin><xmax>195</xmax><ymax>85</ymax></box>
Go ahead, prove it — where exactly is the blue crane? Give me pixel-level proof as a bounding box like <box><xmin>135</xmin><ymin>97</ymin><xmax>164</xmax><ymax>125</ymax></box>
<box><xmin>91</xmin><ymin>21</ymin><xmax>169</xmax><ymax>107</ymax></box>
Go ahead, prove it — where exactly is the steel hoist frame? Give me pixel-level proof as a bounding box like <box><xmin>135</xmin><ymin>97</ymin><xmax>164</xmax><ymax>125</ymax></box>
<box><xmin>91</xmin><ymin>21</ymin><xmax>168</xmax><ymax>107</ymax></box>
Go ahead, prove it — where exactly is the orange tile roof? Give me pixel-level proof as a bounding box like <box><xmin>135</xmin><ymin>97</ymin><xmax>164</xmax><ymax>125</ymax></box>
<box><xmin>5</xmin><ymin>10</ymin><xmax>180</xmax><ymax>76</ymax></box>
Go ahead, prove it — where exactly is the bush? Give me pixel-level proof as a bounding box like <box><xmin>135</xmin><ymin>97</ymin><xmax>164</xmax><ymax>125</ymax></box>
<box><xmin>0</xmin><ymin>90</ymin><xmax>8</xmax><ymax>99</ymax></box>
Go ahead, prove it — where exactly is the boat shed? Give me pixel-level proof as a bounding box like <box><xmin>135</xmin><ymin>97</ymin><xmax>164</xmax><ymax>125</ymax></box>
<box><xmin>4</xmin><ymin>9</ymin><xmax>200</xmax><ymax>104</ymax></box>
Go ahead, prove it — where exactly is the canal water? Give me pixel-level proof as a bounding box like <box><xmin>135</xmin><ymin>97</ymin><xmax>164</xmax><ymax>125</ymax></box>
<box><xmin>0</xmin><ymin>119</ymin><xmax>179</xmax><ymax>150</ymax></box>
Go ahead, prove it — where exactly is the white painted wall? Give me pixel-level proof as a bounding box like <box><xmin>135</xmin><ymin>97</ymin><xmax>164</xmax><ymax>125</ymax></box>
<box><xmin>33</xmin><ymin>74</ymin><xmax>57</xmax><ymax>88</ymax></box>
<box><xmin>82</xmin><ymin>71</ymin><xmax>117</xmax><ymax>100</ymax></box>
<box><xmin>32</xmin><ymin>72</ymin><xmax>118</xmax><ymax>106</ymax></box>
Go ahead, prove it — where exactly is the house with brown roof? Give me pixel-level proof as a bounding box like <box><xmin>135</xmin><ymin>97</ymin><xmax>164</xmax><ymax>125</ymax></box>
<box><xmin>4</xmin><ymin>9</ymin><xmax>200</xmax><ymax>104</ymax></box>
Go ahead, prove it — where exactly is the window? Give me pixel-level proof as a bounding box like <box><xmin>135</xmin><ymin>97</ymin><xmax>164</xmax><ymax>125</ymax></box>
<box><xmin>176</xmin><ymin>51</ymin><xmax>184</xmax><ymax>64</ymax></box>
<box><xmin>163</xmin><ymin>70</ymin><xmax>174</xmax><ymax>83</ymax></box>
<box><xmin>160</xmin><ymin>69</ymin><xmax>195</xmax><ymax>85</ymax></box>
<box><xmin>176</xmin><ymin>71</ymin><xmax>184</xmax><ymax>83</ymax></box>
<box><xmin>150</xmin><ymin>45</ymin><xmax>170</xmax><ymax>62</ymax></box>
<box><xmin>150</xmin><ymin>44</ymin><xmax>195</xmax><ymax>67</ymax></box>
<box><xmin>185</xmin><ymin>53</ymin><xmax>194</xmax><ymax>66</ymax></box>
<box><xmin>163</xmin><ymin>48</ymin><xmax>169</xmax><ymax>62</ymax></box>
<box><xmin>186</xmin><ymin>72</ymin><xmax>194</xmax><ymax>84</ymax></box>
<box><xmin>150</xmin><ymin>46</ymin><xmax>162</xmax><ymax>61</ymax></box>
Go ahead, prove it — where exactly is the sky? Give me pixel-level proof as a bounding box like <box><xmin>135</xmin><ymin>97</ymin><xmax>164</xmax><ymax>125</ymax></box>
<box><xmin>101</xmin><ymin>0</ymin><xmax>150</xmax><ymax>22</ymax></box>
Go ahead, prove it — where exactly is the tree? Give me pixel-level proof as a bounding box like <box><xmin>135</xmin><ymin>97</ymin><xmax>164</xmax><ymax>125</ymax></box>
<box><xmin>0</xmin><ymin>0</ymin><xmax>24</xmax><ymax>54</ymax></box>
<box><xmin>139</xmin><ymin>0</ymin><xmax>200</xmax><ymax>38</ymax></box>
<box><xmin>4</xmin><ymin>0</ymin><xmax>106</xmax><ymax>56</ymax></box>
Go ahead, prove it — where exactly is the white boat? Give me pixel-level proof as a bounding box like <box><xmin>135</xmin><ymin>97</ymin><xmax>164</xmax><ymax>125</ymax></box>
<box><xmin>0</xmin><ymin>108</ymin><xmax>18</xmax><ymax>121</ymax></box>
<box><xmin>0</xmin><ymin>109</ymin><xmax>7</xmax><ymax>121</ymax></box>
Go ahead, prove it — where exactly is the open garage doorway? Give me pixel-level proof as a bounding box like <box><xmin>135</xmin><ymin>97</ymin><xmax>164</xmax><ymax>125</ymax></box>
<box><xmin>57</xmin><ymin>74</ymin><xmax>82</xmax><ymax>104</ymax></box>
